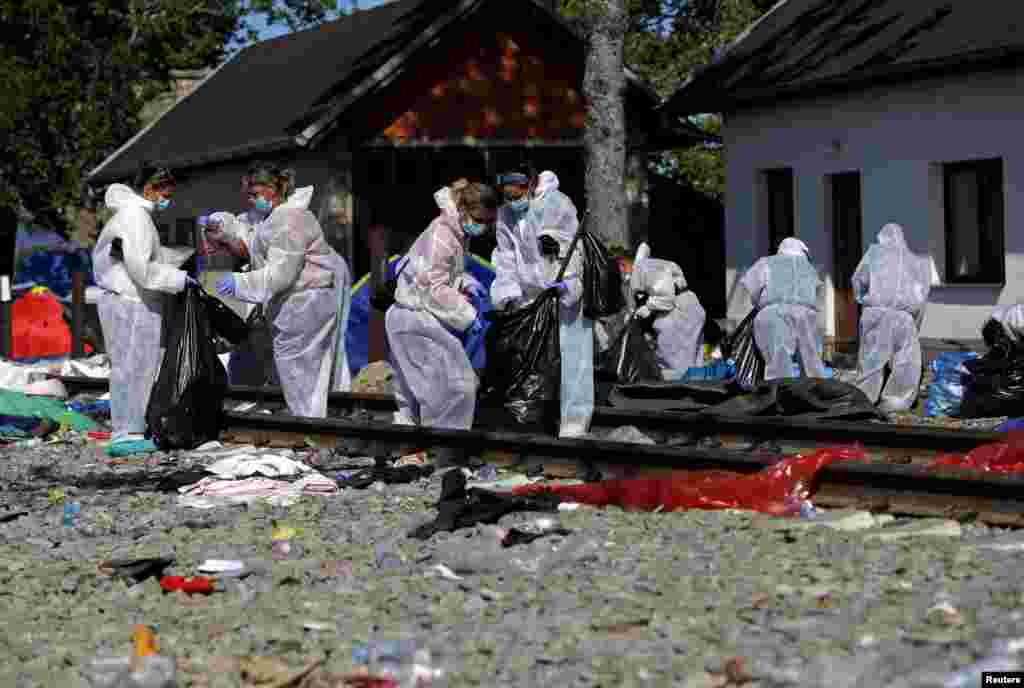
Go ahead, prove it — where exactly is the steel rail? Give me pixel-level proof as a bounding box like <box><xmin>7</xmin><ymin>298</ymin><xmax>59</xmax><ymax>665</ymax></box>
<box><xmin>56</xmin><ymin>375</ymin><xmax>1004</xmax><ymax>453</ymax></box>
<box><xmin>53</xmin><ymin>376</ymin><xmax>1024</xmax><ymax>525</ymax></box>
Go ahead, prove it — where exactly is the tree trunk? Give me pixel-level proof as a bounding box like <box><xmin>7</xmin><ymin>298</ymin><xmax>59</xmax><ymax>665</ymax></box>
<box><xmin>581</xmin><ymin>0</ymin><xmax>628</xmax><ymax>249</ymax></box>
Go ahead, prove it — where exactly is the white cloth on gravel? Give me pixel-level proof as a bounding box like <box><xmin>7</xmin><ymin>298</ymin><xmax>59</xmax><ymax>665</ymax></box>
<box><xmin>177</xmin><ymin>473</ymin><xmax>337</xmax><ymax>509</ymax></box>
<box><xmin>204</xmin><ymin>454</ymin><xmax>314</xmax><ymax>479</ymax></box>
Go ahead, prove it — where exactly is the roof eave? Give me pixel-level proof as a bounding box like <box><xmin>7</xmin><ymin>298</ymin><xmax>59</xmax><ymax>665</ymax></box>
<box><xmin>662</xmin><ymin>45</ymin><xmax>1024</xmax><ymax>117</ymax></box>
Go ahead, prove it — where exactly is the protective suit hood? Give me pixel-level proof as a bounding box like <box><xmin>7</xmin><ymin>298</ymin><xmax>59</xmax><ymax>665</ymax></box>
<box><xmin>280</xmin><ymin>186</ymin><xmax>314</xmax><ymax>211</ymax></box>
<box><xmin>777</xmin><ymin>237</ymin><xmax>810</xmax><ymax>258</ymax></box>
<box><xmin>534</xmin><ymin>171</ymin><xmax>560</xmax><ymax>200</ymax></box>
<box><xmin>433</xmin><ymin>186</ymin><xmax>459</xmax><ymax>219</ymax></box>
<box><xmin>105</xmin><ymin>184</ymin><xmax>153</xmax><ymax>213</ymax></box>
<box><xmin>878</xmin><ymin>223</ymin><xmax>906</xmax><ymax>247</ymax></box>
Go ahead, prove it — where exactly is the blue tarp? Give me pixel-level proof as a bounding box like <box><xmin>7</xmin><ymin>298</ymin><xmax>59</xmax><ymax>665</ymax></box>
<box><xmin>14</xmin><ymin>249</ymin><xmax>94</xmax><ymax>300</ymax></box>
<box><xmin>345</xmin><ymin>254</ymin><xmax>496</xmax><ymax>377</ymax></box>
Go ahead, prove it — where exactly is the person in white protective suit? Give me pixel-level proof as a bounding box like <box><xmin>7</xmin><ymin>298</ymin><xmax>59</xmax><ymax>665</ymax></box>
<box><xmin>740</xmin><ymin>237</ymin><xmax>826</xmax><ymax>380</ymax></box>
<box><xmin>630</xmin><ymin>243</ymin><xmax>707</xmax><ymax>380</ymax></box>
<box><xmin>92</xmin><ymin>166</ymin><xmax>199</xmax><ymax>456</ymax></box>
<box><xmin>208</xmin><ymin>168</ymin><xmax>283</xmax><ymax>386</ymax></box>
<box><xmin>204</xmin><ymin>163</ymin><xmax>352</xmax><ymax>417</ymax></box>
<box><xmin>851</xmin><ymin>223</ymin><xmax>931</xmax><ymax>412</ymax></box>
<box><xmin>491</xmin><ymin>165</ymin><xmax>594</xmax><ymax>438</ymax></box>
<box><xmin>386</xmin><ymin>179</ymin><xmax>498</xmax><ymax>431</ymax></box>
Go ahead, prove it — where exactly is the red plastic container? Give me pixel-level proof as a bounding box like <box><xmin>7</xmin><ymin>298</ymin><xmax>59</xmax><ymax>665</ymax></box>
<box><xmin>11</xmin><ymin>288</ymin><xmax>71</xmax><ymax>359</ymax></box>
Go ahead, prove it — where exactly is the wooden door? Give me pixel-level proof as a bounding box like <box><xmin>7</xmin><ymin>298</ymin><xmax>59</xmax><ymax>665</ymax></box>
<box><xmin>831</xmin><ymin>172</ymin><xmax>862</xmax><ymax>344</ymax></box>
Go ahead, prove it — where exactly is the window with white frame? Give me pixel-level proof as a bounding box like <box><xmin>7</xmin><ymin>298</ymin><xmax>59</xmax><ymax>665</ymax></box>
<box><xmin>943</xmin><ymin>158</ymin><xmax>1005</xmax><ymax>284</ymax></box>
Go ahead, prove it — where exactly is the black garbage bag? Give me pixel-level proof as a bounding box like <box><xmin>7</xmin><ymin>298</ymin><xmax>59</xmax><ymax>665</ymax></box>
<box><xmin>723</xmin><ymin>308</ymin><xmax>765</xmax><ymax>391</ymax></box>
<box><xmin>197</xmin><ymin>290</ymin><xmax>248</xmax><ymax>346</ymax></box>
<box><xmin>481</xmin><ymin>289</ymin><xmax>562</xmax><ymax>431</ymax></box>
<box><xmin>146</xmin><ymin>284</ymin><xmax>228</xmax><ymax>450</ymax></box>
<box><xmin>596</xmin><ymin>314</ymin><xmax>661</xmax><ymax>384</ymax></box>
<box><xmin>227</xmin><ymin>306</ymin><xmax>277</xmax><ymax>386</ymax></box>
<box><xmin>960</xmin><ymin>318</ymin><xmax>1024</xmax><ymax>418</ymax></box>
<box><xmin>575</xmin><ymin>228</ymin><xmax>625</xmax><ymax>319</ymax></box>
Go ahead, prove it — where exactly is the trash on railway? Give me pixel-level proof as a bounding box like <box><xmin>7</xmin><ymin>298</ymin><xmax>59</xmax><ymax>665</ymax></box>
<box><xmin>930</xmin><ymin>432</ymin><xmax>1024</xmax><ymax>473</ymax></box>
<box><xmin>924</xmin><ymin>351</ymin><xmax>977</xmax><ymax>418</ymax></box>
<box><xmin>960</xmin><ymin>318</ymin><xmax>1024</xmax><ymax>419</ymax></box>
<box><xmin>511</xmin><ymin>446</ymin><xmax>866</xmax><ymax>515</ymax></box>
<box><xmin>146</xmin><ymin>283</ymin><xmax>227</xmax><ymax>451</ymax></box>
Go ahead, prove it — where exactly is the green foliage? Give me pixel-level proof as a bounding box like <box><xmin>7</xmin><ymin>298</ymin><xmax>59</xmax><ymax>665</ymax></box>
<box><xmin>0</xmin><ymin>1</ymin><xmax>341</xmax><ymax>236</ymax></box>
<box><xmin>557</xmin><ymin>0</ymin><xmax>774</xmax><ymax>199</ymax></box>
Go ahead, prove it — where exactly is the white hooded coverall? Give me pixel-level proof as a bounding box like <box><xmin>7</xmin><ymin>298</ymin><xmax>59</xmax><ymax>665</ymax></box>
<box><xmin>741</xmin><ymin>237</ymin><xmax>826</xmax><ymax>381</ymax></box>
<box><xmin>851</xmin><ymin>223</ymin><xmax>931</xmax><ymax>412</ymax></box>
<box><xmin>386</xmin><ymin>187</ymin><xmax>479</xmax><ymax>430</ymax></box>
<box><xmin>225</xmin><ymin>186</ymin><xmax>352</xmax><ymax>417</ymax></box>
<box><xmin>489</xmin><ymin>171</ymin><xmax>593</xmax><ymax>437</ymax></box>
<box><xmin>92</xmin><ymin>184</ymin><xmax>189</xmax><ymax>441</ymax></box>
<box><xmin>630</xmin><ymin>243</ymin><xmax>706</xmax><ymax>380</ymax></box>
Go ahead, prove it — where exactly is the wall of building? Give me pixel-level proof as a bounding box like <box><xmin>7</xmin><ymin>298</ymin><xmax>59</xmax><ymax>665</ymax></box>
<box><xmin>722</xmin><ymin>67</ymin><xmax>1024</xmax><ymax>340</ymax></box>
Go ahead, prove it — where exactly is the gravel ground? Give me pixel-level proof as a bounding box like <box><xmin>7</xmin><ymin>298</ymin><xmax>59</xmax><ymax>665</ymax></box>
<box><xmin>3</xmin><ymin>427</ymin><xmax>1024</xmax><ymax>688</ymax></box>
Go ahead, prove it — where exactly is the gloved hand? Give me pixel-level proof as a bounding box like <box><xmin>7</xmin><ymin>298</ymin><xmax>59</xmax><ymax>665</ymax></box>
<box><xmin>635</xmin><ymin>305</ymin><xmax>652</xmax><ymax>320</ymax></box>
<box><xmin>465</xmin><ymin>316</ymin><xmax>486</xmax><ymax>340</ymax></box>
<box><xmin>184</xmin><ymin>275</ymin><xmax>200</xmax><ymax>288</ymax></box>
<box><xmin>539</xmin><ymin>235</ymin><xmax>560</xmax><ymax>257</ymax></box>
<box><xmin>546</xmin><ymin>281</ymin><xmax>569</xmax><ymax>297</ymax></box>
<box><xmin>215</xmin><ymin>275</ymin><xmax>236</xmax><ymax>297</ymax></box>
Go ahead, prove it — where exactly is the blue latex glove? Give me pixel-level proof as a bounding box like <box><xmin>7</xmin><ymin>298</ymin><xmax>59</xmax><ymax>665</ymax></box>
<box><xmin>466</xmin><ymin>317</ymin><xmax>486</xmax><ymax>340</ymax></box>
<box><xmin>547</xmin><ymin>281</ymin><xmax>569</xmax><ymax>297</ymax></box>
<box><xmin>215</xmin><ymin>275</ymin><xmax>236</xmax><ymax>297</ymax></box>
<box><xmin>184</xmin><ymin>275</ymin><xmax>200</xmax><ymax>287</ymax></box>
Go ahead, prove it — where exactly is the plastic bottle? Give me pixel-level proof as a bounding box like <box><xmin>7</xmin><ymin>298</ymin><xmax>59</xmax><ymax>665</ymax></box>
<box><xmin>63</xmin><ymin>501</ymin><xmax>81</xmax><ymax>527</ymax></box>
<box><xmin>352</xmin><ymin>639</ymin><xmax>442</xmax><ymax>688</ymax></box>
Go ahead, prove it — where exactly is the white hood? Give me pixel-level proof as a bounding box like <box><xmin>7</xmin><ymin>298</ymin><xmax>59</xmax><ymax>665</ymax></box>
<box><xmin>878</xmin><ymin>223</ymin><xmax>906</xmax><ymax>247</ymax></box>
<box><xmin>280</xmin><ymin>186</ymin><xmax>314</xmax><ymax>211</ymax></box>
<box><xmin>534</xmin><ymin>171</ymin><xmax>560</xmax><ymax>199</ymax></box>
<box><xmin>104</xmin><ymin>183</ymin><xmax>153</xmax><ymax>213</ymax></box>
<box><xmin>777</xmin><ymin>237</ymin><xmax>810</xmax><ymax>258</ymax></box>
<box><xmin>434</xmin><ymin>186</ymin><xmax>459</xmax><ymax>218</ymax></box>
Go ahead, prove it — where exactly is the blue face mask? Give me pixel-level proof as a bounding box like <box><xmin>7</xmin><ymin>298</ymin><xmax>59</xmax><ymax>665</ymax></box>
<box><xmin>506</xmin><ymin>198</ymin><xmax>529</xmax><ymax>214</ymax></box>
<box><xmin>253</xmin><ymin>197</ymin><xmax>273</xmax><ymax>214</ymax></box>
<box><xmin>463</xmin><ymin>221</ymin><xmax>486</xmax><ymax>237</ymax></box>
<box><xmin>156</xmin><ymin>197</ymin><xmax>171</xmax><ymax>211</ymax></box>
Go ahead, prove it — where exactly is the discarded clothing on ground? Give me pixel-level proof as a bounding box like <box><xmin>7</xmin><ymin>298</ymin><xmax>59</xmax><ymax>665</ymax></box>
<box><xmin>204</xmin><ymin>454</ymin><xmax>314</xmax><ymax>479</ymax></box>
<box><xmin>512</xmin><ymin>446</ymin><xmax>865</xmax><ymax>515</ymax></box>
<box><xmin>98</xmin><ymin>557</ymin><xmax>175</xmax><ymax>584</ymax></box>
<box><xmin>959</xmin><ymin>319</ymin><xmax>1024</xmax><ymax>419</ymax></box>
<box><xmin>0</xmin><ymin>414</ymin><xmax>56</xmax><ymax>439</ymax></box>
<box><xmin>0</xmin><ymin>388</ymin><xmax>97</xmax><ymax>431</ymax></box>
<box><xmin>336</xmin><ymin>464</ymin><xmax>435</xmax><ymax>489</ymax></box>
<box><xmin>409</xmin><ymin>469</ymin><xmax>562</xmax><ymax>540</ymax></box>
<box><xmin>607</xmin><ymin>378</ymin><xmax>882</xmax><ymax>421</ymax></box>
<box><xmin>177</xmin><ymin>473</ymin><xmax>338</xmax><ymax>509</ymax></box>
<box><xmin>930</xmin><ymin>432</ymin><xmax>1024</xmax><ymax>473</ymax></box>
<box><xmin>501</xmin><ymin>526</ymin><xmax>573</xmax><ymax>547</ymax></box>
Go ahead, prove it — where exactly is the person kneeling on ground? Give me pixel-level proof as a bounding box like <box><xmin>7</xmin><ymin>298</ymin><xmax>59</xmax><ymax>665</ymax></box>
<box><xmin>386</xmin><ymin>179</ymin><xmax>498</xmax><ymax>435</ymax></box>
<box><xmin>93</xmin><ymin>164</ymin><xmax>198</xmax><ymax>456</ymax></box>
<box><xmin>630</xmin><ymin>242</ymin><xmax>706</xmax><ymax>380</ymax></box>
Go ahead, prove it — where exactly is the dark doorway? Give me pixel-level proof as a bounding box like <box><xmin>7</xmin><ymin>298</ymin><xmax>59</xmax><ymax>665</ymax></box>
<box><xmin>763</xmin><ymin>168</ymin><xmax>794</xmax><ymax>253</ymax></box>
<box><xmin>830</xmin><ymin>171</ymin><xmax>862</xmax><ymax>343</ymax></box>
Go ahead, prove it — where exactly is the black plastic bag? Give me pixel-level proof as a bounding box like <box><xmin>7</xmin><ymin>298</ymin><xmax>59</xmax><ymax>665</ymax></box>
<box><xmin>197</xmin><ymin>290</ymin><xmax>248</xmax><ymax>346</ymax></box>
<box><xmin>227</xmin><ymin>305</ymin><xmax>276</xmax><ymax>386</ymax></box>
<box><xmin>146</xmin><ymin>284</ymin><xmax>228</xmax><ymax>450</ymax></box>
<box><xmin>596</xmin><ymin>314</ymin><xmax>661</xmax><ymax>384</ymax></box>
<box><xmin>577</xmin><ymin>228</ymin><xmax>626</xmax><ymax>319</ymax></box>
<box><xmin>723</xmin><ymin>308</ymin><xmax>765</xmax><ymax>391</ymax></box>
<box><xmin>960</xmin><ymin>318</ymin><xmax>1024</xmax><ymax>418</ymax></box>
<box><xmin>481</xmin><ymin>289</ymin><xmax>562</xmax><ymax>430</ymax></box>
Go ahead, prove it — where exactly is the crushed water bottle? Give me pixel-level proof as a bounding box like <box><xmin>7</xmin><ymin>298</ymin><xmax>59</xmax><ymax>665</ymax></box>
<box><xmin>63</xmin><ymin>501</ymin><xmax>81</xmax><ymax>528</ymax></box>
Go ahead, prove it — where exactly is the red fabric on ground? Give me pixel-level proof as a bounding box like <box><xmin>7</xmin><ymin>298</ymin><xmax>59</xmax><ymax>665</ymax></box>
<box><xmin>929</xmin><ymin>432</ymin><xmax>1024</xmax><ymax>473</ymax></box>
<box><xmin>511</xmin><ymin>446</ymin><xmax>866</xmax><ymax>515</ymax></box>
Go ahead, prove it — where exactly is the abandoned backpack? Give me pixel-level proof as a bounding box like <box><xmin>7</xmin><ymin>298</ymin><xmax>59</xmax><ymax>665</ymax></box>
<box><xmin>370</xmin><ymin>258</ymin><xmax>408</xmax><ymax>313</ymax></box>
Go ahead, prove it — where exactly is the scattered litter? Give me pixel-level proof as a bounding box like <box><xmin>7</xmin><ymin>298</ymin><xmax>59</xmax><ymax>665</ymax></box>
<box><xmin>757</xmin><ymin>509</ymin><xmax>890</xmax><ymax>533</ymax></box>
<box><xmin>303</xmin><ymin>621</ymin><xmax>334</xmax><ymax>632</ymax></box>
<box><xmin>925</xmin><ymin>352</ymin><xmax>977</xmax><ymax>418</ymax></box>
<box><xmin>395</xmin><ymin>451</ymin><xmax>428</xmax><ymax>467</ymax></box>
<box><xmin>159</xmin><ymin>576</ymin><xmax>215</xmax><ymax>595</ymax></box>
<box><xmin>428</xmin><ymin>564</ymin><xmax>463</xmax><ymax>581</ymax></box>
<box><xmin>177</xmin><ymin>473</ymin><xmax>338</xmax><ymax>509</ymax></box>
<box><xmin>196</xmin><ymin>560</ymin><xmax>246</xmax><ymax>577</ymax></box>
<box><xmin>205</xmin><ymin>454</ymin><xmax>314</xmax><ymax>479</ymax></box>
<box><xmin>80</xmin><ymin>625</ymin><xmax>175</xmax><ymax>688</ymax></box>
<box><xmin>337</xmin><ymin>464</ymin><xmax>434</xmax><ymax>490</ymax></box>
<box><xmin>232</xmin><ymin>401</ymin><xmax>258</xmax><ymax>412</ymax></box>
<box><xmin>98</xmin><ymin>557</ymin><xmax>175</xmax><ymax>583</ymax></box>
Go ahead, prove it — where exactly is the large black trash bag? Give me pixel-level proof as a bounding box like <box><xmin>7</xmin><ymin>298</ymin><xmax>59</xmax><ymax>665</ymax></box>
<box><xmin>960</xmin><ymin>318</ymin><xmax>1024</xmax><ymax>419</ymax></box>
<box><xmin>146</xmin><ymin>284</ymin><xmax>228</xmax><ymax>450</ymax></box>
<box><xmin>723</xmin><ymin>308</ymin><xmax>765</xmax><ymax>391</ymax></box>
<box><xmin>481</xmin><ymin>289</ymin><xmax>562</xmax><ymax>431</ymax></box>
<box><xmin>228</xmin><ymin>306</ymin><xmax>276</xmax><ymax>386</ymax></box>
<box><xmin>596</xmin><ymin>314</ymin><xmax>661</xmax><ymax>384</ymax></box>
<box><xmin>197</xmin><ymin>290</ymin><xmax>248</xmax><ymax>346</ymax></box>
<box><xmin>577</xmin><ymin>227</ymin><xmax>626</xmax><ymax>319</ymax></box>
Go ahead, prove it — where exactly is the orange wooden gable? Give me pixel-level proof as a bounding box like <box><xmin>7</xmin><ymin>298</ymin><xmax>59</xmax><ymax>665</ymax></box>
<box><xmin>371</xmin><ymin>32</ymin><xmax>587</xmax><ymax>143</ymax></box>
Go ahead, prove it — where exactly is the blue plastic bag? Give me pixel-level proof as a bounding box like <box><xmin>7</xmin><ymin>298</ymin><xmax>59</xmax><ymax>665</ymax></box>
<box><xmin>925</xmin><ymin>352</ymin><xmax>978</xmax><ymax>418</ymax></box>
<box><xmin>682</xmin><ymin>360</ymin><xmax>736</xmax><ymax>381</ymax></box>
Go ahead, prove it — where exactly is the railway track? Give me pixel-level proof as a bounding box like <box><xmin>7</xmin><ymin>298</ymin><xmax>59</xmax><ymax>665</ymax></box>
<box><xmin>55</xmin><ymin>375</ymin><xmax>1024</xmax><ymax>527</ymax></box>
